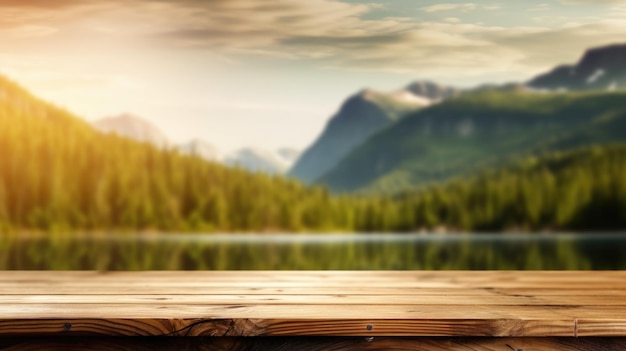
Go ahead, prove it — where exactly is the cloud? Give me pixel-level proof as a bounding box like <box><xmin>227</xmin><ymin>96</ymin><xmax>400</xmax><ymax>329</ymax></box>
<box><xmin>420</xmin><ymin>3</ymin><xmax>477</xmax><ymax>13</ymax></box>
<box><xmin>140</xmin><ymin>0</ymin><xmax>417</xmax><ymax>54</ymax></box>
<box><xmin>560</xmin><ymin>0</ymin><xmax>626</xmax><ymax>3</ymax></box>
<box><xmin>419</xmin><ymin>3</ymin><xmax>500</xmax><ymax>13</ymax></box>
<box><xmin>3</xmin><ymin>24</ymin><xmax>57</xmax><ymax>37</ymax></box>
<box><xmin>0</xmin><ymin>0</ymin><xmax>87</xmax><ymax>8</ymax></box>
<box><xmin>0</xmin><ymin>61</ymin><xmax>137</xmax><ymax>91</ymax></box>
<box><xmin>484</xmin><ymin>20</ymin><xmax>626</xmax><ymax>68</ymax></box>
<box><xmin>609</xmin><ymin>4</ymin><xmax>626</xmax><ymax>16</ymax></box>
<box><xmin>532</xmin><ymin>15</ymin><xmax>569</xmax><ymax>23</ymax></box>
<box><xmin>527</xmin><ymin>3</ymin><xmax>551</xmax><ymax>11</ymax></box>
<box><xmin>2</xmin><ymin>0</ymin><xmax>626</xmax><ymax>85</ymax></box>
<box><xmin>0</xmin><ymin>0</ymin><xmax>110</xmax><ymax>34</ymax></box>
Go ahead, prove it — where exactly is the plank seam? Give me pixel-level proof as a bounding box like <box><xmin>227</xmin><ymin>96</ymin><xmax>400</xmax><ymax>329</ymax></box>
<box><xmin>574</xmin><ymin>318</ymin><xmax>578</xmax><ymax>338</ymax></box>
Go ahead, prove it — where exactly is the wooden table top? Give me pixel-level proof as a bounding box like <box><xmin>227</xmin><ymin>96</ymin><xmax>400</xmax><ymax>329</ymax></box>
<box><xmin>1</xmin><ymin>271</ymin><xmax>625</xmax><ymax>338</ymax></box>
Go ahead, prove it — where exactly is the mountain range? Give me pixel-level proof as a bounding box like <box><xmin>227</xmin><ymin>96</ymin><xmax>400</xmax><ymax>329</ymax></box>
<box><xmin>528</xmin><ymin>43</ymin><xmax>626</xmax><ymax>91</ymax></box>
<box><xmin>0</xmin><ymin>74</ymin><xmax>361</xmax><ymax>232</ymax></box>
<box><xmin>319</xmin><ymin>88</ymin><xmax>626</xmax><ymax>193</ymax></box>
<box><xmin>288</xmin><ymin>83</ymin><xmax>458</xmax><ymax>183</ymax></box>
<box><xmin>89</xmin><ymin>43</ymin><xmax>626</xmax><ymax>195</ymax></box>
<box><xmin>93</xmin><ymin>114</ymin><xmax>170</xmax><ymax>149</ymax></box>
<box><xmin>1</xmin><ymin>44</ymin><xmax>625</xmax><ymax>232</ymax></box>
<box><xmin>405</xmin><ymin>81</ymin><xmax>460</xmax><ymax>100</ymax></box>
<box><xmin>225</xmin><ymin>148</ymin><xmax>300</xmax><ymax>174</ymax></box>
<box><xmin>177</xmin><ymin>139</ymin><xmax>221</xmax><ymax>161</ymax></box>
<box><xmin>91</xmin><ymin>114</ymin><xmax>300</xmax><ymax>174</ymax></box>
<box><xmin>293</xmin><ymin>43</ymin><xmax>626</xmax><ymax>194</ymax></box>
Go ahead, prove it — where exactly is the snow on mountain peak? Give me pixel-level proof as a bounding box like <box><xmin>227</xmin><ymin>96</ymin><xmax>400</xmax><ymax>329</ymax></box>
<box><xmin>92</xmin><ymin>114</ymin><xmax>169</xmax><ymax>148</ymax></box>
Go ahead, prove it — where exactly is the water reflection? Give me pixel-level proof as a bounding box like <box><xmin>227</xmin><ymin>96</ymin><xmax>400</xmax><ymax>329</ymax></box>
<box><xmin>1</xmin><ymin>233</ymin><xmax>625</xmax><ymax>270</ymax></box>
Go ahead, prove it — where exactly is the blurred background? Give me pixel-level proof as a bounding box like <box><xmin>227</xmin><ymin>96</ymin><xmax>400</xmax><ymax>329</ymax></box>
<box><xmin>0</xmin><ymin>0</ymin><xmax>625</xmax><ymax>270</ymax></box>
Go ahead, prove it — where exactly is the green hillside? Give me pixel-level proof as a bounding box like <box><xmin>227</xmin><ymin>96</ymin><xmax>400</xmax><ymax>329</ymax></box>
<box><xmin>288</xmin><ymin>89</ymin><xmax>427</xmax><ymax>184</ymax></box>
<box><xmin>0</xmin><ymin>76</ymin><xmax>624</xmax><ymax>233</ymax></box>
<box><xmin>319</xmin><ymin>89</ymin><xmax>626</xmax><ymax>194</ymax></box>
<box><xmin>391</xmin><ymin>144</ymin><xmax>626</xmax><ymax>231</ymax></box>
<box><xmin>0</xmin><ymin>76</ymin><xmax>361</xmax><ymax>232</ymax></box>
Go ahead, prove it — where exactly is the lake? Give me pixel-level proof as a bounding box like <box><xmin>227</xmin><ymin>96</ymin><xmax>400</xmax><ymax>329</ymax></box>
<box><xmin>1</xmin><ymin>233</ymin><xmax>625</xmax><ymax>270</ymax></box>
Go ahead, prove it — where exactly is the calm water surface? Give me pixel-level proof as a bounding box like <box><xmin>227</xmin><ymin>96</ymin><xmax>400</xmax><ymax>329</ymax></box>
<box><xmin>1</xmin><ymin>233</ymin><xmax>625</xmax><ymax>270</ymax></box>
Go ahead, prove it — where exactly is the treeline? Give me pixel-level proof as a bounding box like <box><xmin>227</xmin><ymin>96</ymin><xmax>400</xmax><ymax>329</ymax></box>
<box><xmin>0</xmin><ymin>76</ymin><xmax>361</xmax><ymax>232</ymax></box>
<box><xmin>0</xmin><ymin>75</ymin><xmax>625</xmax><ymax>233</ymax></box>
<box><xmin>390</xmin><ymin>145</ymin><xmax>626</xmax><ymax>231</ymax></box>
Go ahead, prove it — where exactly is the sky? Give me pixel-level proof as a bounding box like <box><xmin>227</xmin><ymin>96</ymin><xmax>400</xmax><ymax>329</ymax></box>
<box><xmin>1</xmin><ymin>0</ymin><xmax>626</xmax><ymax>153</ymax></box>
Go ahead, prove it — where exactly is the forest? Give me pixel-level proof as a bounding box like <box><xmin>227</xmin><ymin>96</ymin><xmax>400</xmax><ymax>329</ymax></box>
<box><xmin>1</xmin><ymin>76</ymin><xmax>625</xmax><ymax>233</ymax></box>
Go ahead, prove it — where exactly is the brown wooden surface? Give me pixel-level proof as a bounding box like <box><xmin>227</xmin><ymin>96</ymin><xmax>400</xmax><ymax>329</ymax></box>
<box><xmin>2</xmin><ymin>337</ymin><xmax>626</xmax><ymax>351</ymax></box>
<box><xmin>1</xmin><ymin>271</ymin><xmax>625</xmax><ymax>340</ymax></box>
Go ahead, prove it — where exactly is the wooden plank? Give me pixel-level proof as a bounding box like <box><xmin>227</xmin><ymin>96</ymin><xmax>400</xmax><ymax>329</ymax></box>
<box><xmin>5</xmin><ymin>303</ymin><xmax>620</xmax><ymax>320</ymax></box>
<box><xmin>578</xmin><ymin>320</ymin><xmax>626</xmax><ymax>337</ymax></box>
<box><xmin>2</xmin><ymin>294</ymin><xmax>626</xmax><ymax>306</ymax></box>
<box><xmin>1</xmin><ymin>271</ymin><xmax>625</xmax><ymax>339</ymax></box>
<box><xmin>0</xmin><ymin>318</ymin><xmax>574</xmax><ymax>337</ymax></box>
<box><xmin>0</xmin><ymin>286</ymin><xmax>496</xmax><ymax>295</ymax></box>
<box><xmin>1</xmin><ymin>286</ymin><xmax>624</xmax><ymax>296</ymax></box>
<box><xmin>0</xmin><ymin>336</ymin><xmax>625</xmax><ymax>351</ymax></box>
<box><xmin>2</xmin><ymin>281</ymin><xmax>623</xmax><ymax>290</ymax></box>
<box><xmin>0</xmin><ymin>337</ymin><xmax>626</xmax><ymax>351</ymax></box>
<box><xmin>2</xmin><ymin>270</ymin><xmax>624</xmax><ymax>285</ymax></box>
<box><xmin>2</xmin><ymin>305</ymin><xmax>626</xmax><ymax>336</ymax></box>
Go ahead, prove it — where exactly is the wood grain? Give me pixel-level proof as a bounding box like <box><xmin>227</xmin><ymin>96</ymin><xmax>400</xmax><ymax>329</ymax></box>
<box><xmin>4</xmin><ymin>293</ymin><xmax>626</xmax><ymax>305</ymax></box>
<box><xmin>2</xmin><ymin>337</ymin><xmax>626</xmax><ymax>351</ymax></box>
<box><xmin>0</xmin><ymin>271</ymin><xmax>625</xmax><ymax>342</ymax></box>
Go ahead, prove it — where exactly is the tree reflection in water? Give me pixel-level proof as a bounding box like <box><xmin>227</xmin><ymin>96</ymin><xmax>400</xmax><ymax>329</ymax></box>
<box><xmin>1</xmin><ymin>233</ymin><xmax>624</xmax><ymax>270</ymax></box>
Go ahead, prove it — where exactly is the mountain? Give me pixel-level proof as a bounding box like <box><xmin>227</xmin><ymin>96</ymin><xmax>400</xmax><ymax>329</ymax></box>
<box><xmin>178</xmin><ymin>139</ymin><xmax>221</xmax><ymax>161</ymax></box>
<box><xmin>92</xmin><ymin>114</ymin><xmax>169</xmax><ymax>148</ymax></box>
<box><xmin>406</xmin><ymin>81</ymin><xmax>461</xmax><ymax>100</ymax></box>
<box><xmin>179</xmin><ymin>143</ymin><xmax>300</xmax><ymax>175</ymax></box>
<box><xmin>288</xmin><ymin>84</ymin><xmax>442</xmax><ymax>183</ymax></box>
<box><xmin>225</xmin><ymin>148</ymin><xmax>293</xmax><ymax>174</ymax></box>
<box><xmin>0</xmin><ymin>74</ymin><xmax>364</xmax><ymax>232</ymax></box>
<box><xmin>94</xmin><ymin>117</ymin><xmax>298</xmax><ymax>174</ymax></box>
<box><xmin>1</xmin><ymin>74</ymin><xmax>624</xmax><ymax>232</ymax></box>
<box><xmin>318</xmin><ymin>89</ymin><xmax>626</xmax><ymax>194</ymax></box>
<box><xmin>528</xmin><ymin>43</ymin><xmax>626</xmax><ymax>91</ymax></box>
<box><xmin>277</xmin><ymin>147</ymin><xmax>302</xmax><ymax>165</ymax></box>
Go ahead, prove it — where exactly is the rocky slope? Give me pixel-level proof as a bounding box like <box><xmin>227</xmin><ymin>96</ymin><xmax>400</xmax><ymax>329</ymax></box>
<box><xmin>528</xmin><ymin>43</ymin><xmax>626</xmax><ymax>91</ymax></box>
<box><xmin>289</xmin><ymin>82</ymin><xmax>457</xmax><ymax>183</ymax></box>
